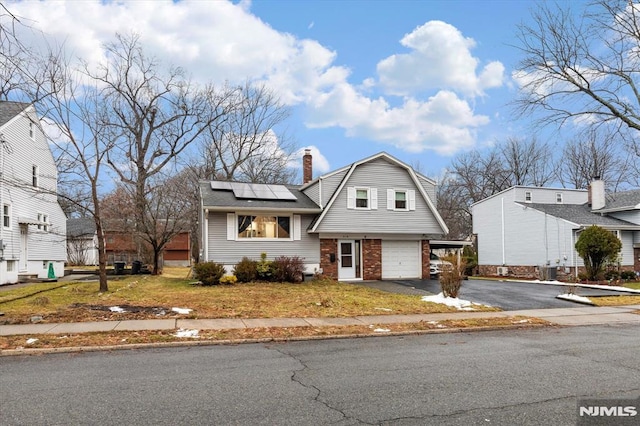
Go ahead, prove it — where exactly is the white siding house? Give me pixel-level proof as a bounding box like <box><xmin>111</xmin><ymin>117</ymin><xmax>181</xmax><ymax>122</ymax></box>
<box><xmin>472</xmin><ymin>183</ymin><xmax>640</xmax><ymax>278</ymax></box>
<box><xmin>0</xmin><ymin>102</ymin><xmax>67</xmax><ymax>284</ymax></box>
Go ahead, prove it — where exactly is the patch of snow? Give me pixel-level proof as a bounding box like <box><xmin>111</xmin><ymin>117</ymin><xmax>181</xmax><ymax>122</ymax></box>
<box><xmin>374</xmin><ymin>328</ymin><xmax>391</xmax><ymax>333</ymax></box>
<box><xmin>421</xmin><ymin>292</ymin><xmax>488</xmax><ymax>311</ymax></box>
<box><xmin>512</xmin><ymin>319</ymin><xmax>530</xmax><ymax>324</ymax></box>
<box><xmin>26</xmin><ymin>338</ymin><xmax>38</xmax><ymax>344</ymax></box>
<box><xmin>427</xmin><ymin>321</ymin><xmax>439</xmax><ymax>325</ymax></box>
<box><xmin>374</xmin><ymin>307</ymin><xmax>393</xmax><ymax>312</ymax></box>
<box><xmin>109</xmin><ymin>306</ymin><xmax>126</xmax><ymax>313</ymax></box>
<box><xmin>171</xmin><ymin>307</ymin><xmax>192</xmax><ymax>315</ymax></box>
<box><xmin>173</xmin><ymin>329</ymin><xmax>199</xmax><ymax>338</ymax></box>
<box><xmin>557</xmin><ymin>293</ymin><xmax>593</xmax><ymax>304</ymax></box>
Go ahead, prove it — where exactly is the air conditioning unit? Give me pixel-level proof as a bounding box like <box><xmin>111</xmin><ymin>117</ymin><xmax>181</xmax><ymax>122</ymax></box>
<box><xmin>497</xmin><ymin>266</ymin><xmax>509</xmax><ymax>276</ymax></box>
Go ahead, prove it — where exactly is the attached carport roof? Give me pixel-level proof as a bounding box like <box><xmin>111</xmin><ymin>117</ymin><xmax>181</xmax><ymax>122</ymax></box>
<box><xmin>429</xmin><ymin>240</ymin><xmax>472</xmax><ymax>250</ymax></box>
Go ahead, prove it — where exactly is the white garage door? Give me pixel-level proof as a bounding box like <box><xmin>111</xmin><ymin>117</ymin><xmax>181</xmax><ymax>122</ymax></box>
<box><xmin>381</xmin><ymin>240</ymin><xmax>421</xmax><ymax>279</ymax></box>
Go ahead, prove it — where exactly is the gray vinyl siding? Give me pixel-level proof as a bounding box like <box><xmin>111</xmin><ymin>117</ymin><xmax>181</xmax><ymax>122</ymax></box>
<box><xmin>417</xmin><ymin>176</ymin><xmax>437</xmax><ymax>208</ymax></box>
<box><xmin>619</xmin><ymin>231</ymin><xmax>634</xmax><ymax>266</ymax></box>
<box><xmin>207</xmin><ymin>212</ymin><xmax>320</xmax><ymax>264</ymax></box>
<box><xmin>320</xmin><ymin>169</ymin><xmax>348</xmax><ymax>207</ymax></box>
<box><xmin>315</xmin><ymin>158</ymin><xmax>442</xmax><ymax>234</ymax></box>
<box><xmin>0</xmin><ymin>107</ymin><xmax>67</xmax><ymax>265</ymax></box>
<box><xmin>514</xmin><ymin>187</ymin><xmax>587</xmax><ymax>204</ymax></box>
<box><xmin>608</xmin><ymin>210</ymin><xmax>640</xmax><ymax>225</ymax></box>
<box><xmin>302</xmin><ymin>182</ymin><xmax>320</xmax><ymax>207</ymax></box>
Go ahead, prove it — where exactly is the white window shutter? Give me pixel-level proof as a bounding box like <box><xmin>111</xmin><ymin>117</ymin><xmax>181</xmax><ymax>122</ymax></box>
<box><xmin>387</xmin><ymin>189</ymin><xmax>394</xmax><ymax>210</ymax></box>
<box><xmin>293</xmin><ymin>215</ymin><xmax>301</xmax><ymax>240</ymax></box>
<box><xmin>347</xmin><ymin>187</ymin><xmax>355</xmax><ymax>209</ymax></box>
<box><xmin>227</xmin><ymin>213</ymin><xmax>235</xmax><ymax>240</ymax></box>
<box><xmin>408</xmin><ymin>190</ymin><xmax>416</xmax><ymax>211</ymax></box>
<box><xmin>371</xmin><ymin>188</ymin><xmax>378</xmax><ymax>210</ymax></box>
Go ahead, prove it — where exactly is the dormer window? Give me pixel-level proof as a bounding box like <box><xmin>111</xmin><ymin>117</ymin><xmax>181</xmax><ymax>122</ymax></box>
<box><xmin>556</xmin><ymin>192</ymin><xmax>563</xmax><ymax>203</ymax></box>
<box><xmin>524</xmin><ymin>191</ymin><xmax>532</xmax><ymax>203</ymax></box>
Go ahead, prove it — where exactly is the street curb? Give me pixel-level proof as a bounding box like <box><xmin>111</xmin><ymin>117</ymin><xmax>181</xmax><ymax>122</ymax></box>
<box><xmin>0</xmin><ymin>323</ymin><xmax>551</xmax><ymax>357</ymax></box>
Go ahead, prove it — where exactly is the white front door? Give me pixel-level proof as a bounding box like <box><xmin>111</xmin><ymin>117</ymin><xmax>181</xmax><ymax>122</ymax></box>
<box><xmin>338</xmin><ymin>240</ymin><xmax>356</xmax><ymax>279</ymax></box>
<box><xmin>19</xmin><ymin>225</ymin><xmax>28</xmax><ymax>272</ymax></box>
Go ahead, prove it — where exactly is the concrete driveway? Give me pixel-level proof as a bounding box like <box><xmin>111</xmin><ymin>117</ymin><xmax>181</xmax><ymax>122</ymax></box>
<box><xmin>383</xmin><ymin>278</ymin><xmax>636</xmax><ymax>311</ymax></box>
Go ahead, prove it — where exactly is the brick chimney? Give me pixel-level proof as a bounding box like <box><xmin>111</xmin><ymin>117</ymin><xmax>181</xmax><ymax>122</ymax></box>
<box><xmin>303</xmin><ymin>149</ymin><xmax>312</xmax><ymax>184</ymax></box>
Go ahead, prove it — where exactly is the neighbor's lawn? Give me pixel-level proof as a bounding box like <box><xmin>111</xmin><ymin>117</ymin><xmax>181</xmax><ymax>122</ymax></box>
<box><xmin>587</xmin><ymin>281</ymin><xmax>640</xmax><ymax>306</ymax></box>
<box><xmin>0</xmin><ymin>268</ymin><xmax>498</xmax><ymax>324</ymax></box>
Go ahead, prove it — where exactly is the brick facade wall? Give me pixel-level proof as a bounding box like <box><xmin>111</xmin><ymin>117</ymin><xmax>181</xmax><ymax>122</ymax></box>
<box><xmin>320</xmin><ymin>239</ymin><xmax>338</xmax><ymax>278</ymax></box>
<box><xmin>421</xmin><ymin>240</ymin><xmax>431</xmax><ymax>279</ymax></box>
<box><xmin>362</xmin><ymin>239</ymin><xmax>382</xmax><ymax>280</ymax></box>
<box><xmin>478</xmin><ymin>264</ymin><xmax>637</xmax><ymax>281</ymax></box>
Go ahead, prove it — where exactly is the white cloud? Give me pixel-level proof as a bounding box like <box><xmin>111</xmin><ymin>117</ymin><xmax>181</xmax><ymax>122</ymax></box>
<box><xmin>10</xmin><ymin>1</ymin><xmax>503</xmax><ymax>156</ymax></box>
<box><xmin>376</xmin><ymin>21</ymin><xmax>504</xmax><ymax>97</ymax></box>
<box><xmin>290</xmin><ymin>146</ymin><xmax>331</xmax><ymax>174</ymax></box>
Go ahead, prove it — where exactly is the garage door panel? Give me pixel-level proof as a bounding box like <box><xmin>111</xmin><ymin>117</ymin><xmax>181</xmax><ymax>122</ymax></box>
<box><xmin>382</xmin><ymin>241</ymin><xmax>421</xmax><ymax>279</ymax></box>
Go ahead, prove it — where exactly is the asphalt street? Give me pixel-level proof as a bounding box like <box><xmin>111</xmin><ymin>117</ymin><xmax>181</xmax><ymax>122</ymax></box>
<box><xmin>392</xmin><ymin>278</ymin><xmax>635</xmax><ymax>310</ymax></box>
<box><xmin>2</xmin><ymin>324</ymin><xmax>639</xmax><ymax>425</ymax></box>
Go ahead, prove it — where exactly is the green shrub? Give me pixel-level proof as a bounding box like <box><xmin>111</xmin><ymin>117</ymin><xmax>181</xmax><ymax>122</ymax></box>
<box><xmin>256</xmin><ymin>252</ymin><xmax>274</xmax><ymax>281</ymax></box>
<box><xmin>233</xmin><ymin>257</ymin><xmax>258</xmax><ymax>283</ymax></box>
<box><xmin>272</xmin><ymin>256</ymin><xmax>305</xmax><ymax>283</ymax></box>
<box><xmin>193</xmin><ymin>261</ymin><xmax>226</xmax><ymax>286</ymax></box>
<box><xmin>620</xmin><ymin>270</ymin><xmax>637</xmax><ymax>280</ymax></box>
<box><xmin>605</xmin><ymin>270</ymin><xmax>620</xmax><ymax>280</ymax></box>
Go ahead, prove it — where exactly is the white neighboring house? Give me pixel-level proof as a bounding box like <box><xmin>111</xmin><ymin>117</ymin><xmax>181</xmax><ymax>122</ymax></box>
<box><xmin>66</xmin><ymin>217</ymin><xmax>98</xmax><ymax>266</ymax></box>
<box><xmin>0</xmin><ymin>101</ymin><xmax>67</xmax><ymax>284</ymax></box>
<box><xmin>471</xmin><ymin>180</ymin><xmax>640</xmax><ymax>279</ymax></box>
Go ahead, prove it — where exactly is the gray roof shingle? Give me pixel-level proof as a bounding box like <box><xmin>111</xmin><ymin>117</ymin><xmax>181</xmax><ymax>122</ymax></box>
<box><xmin>598</xmin><ymin>189</ymin><xmax>640</xmax><ymax>211</ymax></box>
<box><xmin>0</xmin><ymin>101</ymin><xmax>29</xmax><ymax>127</ymax></box>
<box><xmin>199</xmin><ymin>181</ymin><xmax>321</xmax><ymax>212</ymax></box>
<box><xmin>525</xmin><ymin>203</ymin><xmax>640</xmax><ymax>228</ymax></box>
<box><xmin>67</xmin><ymin>217</ymin><xmax>96</xmax><ymax>238</ymax></box>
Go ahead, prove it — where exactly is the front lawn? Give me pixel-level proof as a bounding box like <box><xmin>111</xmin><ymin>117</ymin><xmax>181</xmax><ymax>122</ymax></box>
<box><xmin>0</xmin><ymin>268</ymin><xmax>498</xmax><ymax>324</ymax></box>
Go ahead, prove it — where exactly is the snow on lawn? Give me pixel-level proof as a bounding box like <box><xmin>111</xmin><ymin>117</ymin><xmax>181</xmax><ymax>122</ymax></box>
<box><xmin>109</xmin><ymin>306</ymin><xmax>126</xmax><ymax>313</ymax></box>
<box><xmin>26</xmin><ymin>338</ymin><xmax>38</xmax><ymax>345</ymax></box>
<box><xmin>173</xmin><ymin>329</ymin><xmax>199</xmax><ymax>338</ymax></box>
<box><xmin>421</xmin><ymin>292</ymin><xmax>488</xmax><ymax>311</ymax></box>
<box><xmin>171</xmin><ymin>307</ymin><xmax>192</xmax><ymax>315</ymax></box>
<box><xmin>557</xmin><ymin>293</ymin><xmax>593</xmax><ymax>305</ymax></box>
<box><xmin>374</xmin><ymin>328</ymin><xmax>391</xmax><ymax>333</ymax></box>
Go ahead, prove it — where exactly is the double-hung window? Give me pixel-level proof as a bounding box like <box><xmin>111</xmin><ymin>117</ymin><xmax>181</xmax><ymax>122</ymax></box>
<box><xmin>32</xmin><ymin>165</ymin><xmax>39</xmax><ymax>187</ymax></box>
<box><xmin>355</xmin><ymin>189</ymin><xmax>369</xmax><ymax>208</ymax></box>
<box><xmin>37</xmin><ymin>213</ymin><xmax>49</xmax><ymax>232</ymax></box>
<box><xmin>386</xmin><ymin>189</ymin><xmax>415</xmax><ymax>211</ymax></box>
<box><xmin>395</xmin><ymin>191</ymin><xmax>407</xmax><ymax>210</ymax></box>
<box><xmin>556</xmin><ymin>192</ymin><xmax>563</xmax><ymax>203</ymax></box>
<box><xmin>524</xmin><ymin>191</ymin><xmax>532</xmax><ymax>202</ymax></box>
<box><xmin>2</xmin><ymin>204</ymin><xmax>10</xmax><ymax>229</ymax></box>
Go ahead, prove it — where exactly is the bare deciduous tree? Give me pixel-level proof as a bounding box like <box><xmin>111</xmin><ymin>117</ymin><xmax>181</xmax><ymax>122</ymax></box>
<box><xmin>89</xmin><ymin>33</ymin><xmax>231</xmax><ymax>274</ymax></box>
<box><xmin>557</xmin><ymin>129</ymin><xmax>632</xmax><ymax>190</ymax></box>
<box><xmin>194</xmin><ymin>82</ymin><xmax>296</xmax><ymax>184</ymax></box>
<box><xmin>514</xmin><ymin>0</ymin><xmax>640</xmax><ymax>160</ymax></box>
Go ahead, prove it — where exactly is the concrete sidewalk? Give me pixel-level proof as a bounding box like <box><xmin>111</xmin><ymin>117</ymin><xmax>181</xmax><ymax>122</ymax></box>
<box><xmin>1</xmin><ymin>305</ymin><xmax>639</xmax><ymax>336</ymax></box>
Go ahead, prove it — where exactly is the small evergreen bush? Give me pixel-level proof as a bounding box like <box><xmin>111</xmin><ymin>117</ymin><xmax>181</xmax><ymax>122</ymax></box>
<box><xmin>233</xmin><ymin>257</ymin><xmax>258</xmax><ymax>283</ymax></box>
<box><xmin>256</xmin><ymin>252</ymin><xmax>274</xmax><ymax>281</ymax></box>
<box><xmin>272</xmin><ymin>256</ymin><xmax>305</xmax><ymax>283</ymax></box>
<box><xmin>193</xmin><ymin>261</ymin><xmax>226</xmax><ymax>286</ymax></box>
<box><xmin>620</xmin><ymin>270</ymin><xmax>636</xmax><ymax>280</ymax></box>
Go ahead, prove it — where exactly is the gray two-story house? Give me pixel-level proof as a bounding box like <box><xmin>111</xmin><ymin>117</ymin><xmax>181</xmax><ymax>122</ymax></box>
<box><xmin>199</xmin><ymin>151</ymin><xmax>448</xmax><ymax>280</ymax></box>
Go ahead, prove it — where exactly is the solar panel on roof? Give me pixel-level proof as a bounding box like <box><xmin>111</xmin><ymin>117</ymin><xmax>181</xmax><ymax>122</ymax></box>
<box><xmin>210</xmin><ymin>181</ymin><xmax>233</xmax><ymax>191</ymax></box>
<box><xmin>270</xmin><ymin>185</ymin><xmax>297</xmax><ymax>200</ymax></box>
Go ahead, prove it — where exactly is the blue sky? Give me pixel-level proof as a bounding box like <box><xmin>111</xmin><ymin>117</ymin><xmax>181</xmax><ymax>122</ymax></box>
<box><xmin>10</xmin><ymin>0</ymin><xmax>546</xmax><ymax>181</ymax></box>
